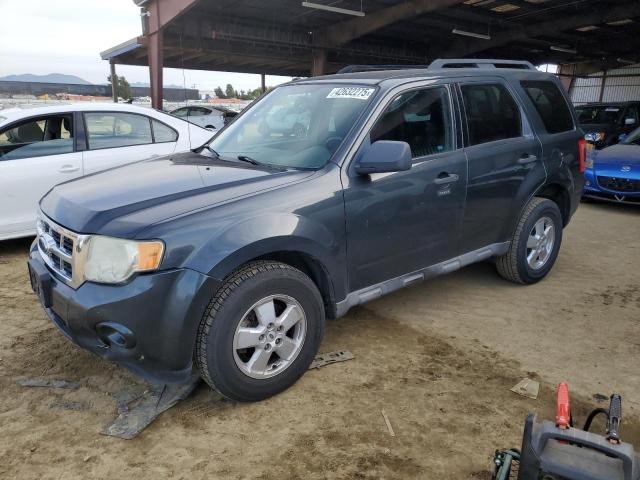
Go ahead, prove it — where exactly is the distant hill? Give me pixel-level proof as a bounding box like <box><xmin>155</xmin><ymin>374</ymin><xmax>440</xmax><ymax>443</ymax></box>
<box><xmin>0</xmin><ymin>73</ymin><xmax>92</xmax><ymax>85</ymax></box>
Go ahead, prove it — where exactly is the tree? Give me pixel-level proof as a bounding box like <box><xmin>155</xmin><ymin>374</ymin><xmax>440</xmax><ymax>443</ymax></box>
<box><xmin>214</xmin><ymin>86</ymin><xmax>226</xmax><ymax>99</ymax></box>
<box><xmin>107</xmin><ymin>74</ymin><xmax>132</xmax><ymax>101</ymax></box>
<box><xmin>225</xmin><ymin>83</ymin><xmax>236</xmax><ymax>98</ymax></box>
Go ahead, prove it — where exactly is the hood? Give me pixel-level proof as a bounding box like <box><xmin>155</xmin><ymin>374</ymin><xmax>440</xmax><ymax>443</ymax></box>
<box><xmin>592</xmin><ymin>144</ymin><xmax>640</xmax><ymax>177</ymax></box>
<box><xmin>40</xmin><ymin>152</ymin><xmax>313</xmax><ymax>237</ymax></box>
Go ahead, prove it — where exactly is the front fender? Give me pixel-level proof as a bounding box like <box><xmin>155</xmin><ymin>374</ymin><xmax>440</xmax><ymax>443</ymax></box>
<box><xmin>183</xmin><ymin>212</ymin><xmax>345</xmax><ymax>296</ymax></box>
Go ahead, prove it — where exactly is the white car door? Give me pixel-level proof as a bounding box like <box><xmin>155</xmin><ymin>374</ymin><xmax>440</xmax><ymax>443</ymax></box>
<box><xmin>0</xmin><ymin>113</ymin><xmax>82</xmax><ymax>239</ymax></box>
<box><xmin>82</xmin><ymin>111</ymin><xmax>177</xmax><ymax>175</ymax></box>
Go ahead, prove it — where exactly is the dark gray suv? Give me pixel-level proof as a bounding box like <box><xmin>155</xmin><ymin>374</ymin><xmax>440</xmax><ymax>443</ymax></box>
<box><xmin>28</xmin><ymin>59</ymin><xmax>586</xmax><ymax>401</ymax></box>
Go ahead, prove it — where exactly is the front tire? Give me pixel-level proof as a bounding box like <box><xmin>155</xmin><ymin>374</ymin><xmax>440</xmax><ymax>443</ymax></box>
<box><xmin>195</xmin><ymin>261</ymin><xmax>325</xmax><ymax>402</ymax></box>
<box><xmin>495</xmin><ymin>197</ymin><xmax>563</xmax><ymax>285</ymax></box>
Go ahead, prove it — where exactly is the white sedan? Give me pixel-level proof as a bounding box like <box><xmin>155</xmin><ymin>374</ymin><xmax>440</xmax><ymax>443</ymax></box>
<box><xmin>0</xmin><ymin>102</ymin><xmax>213</xmax><ymax>240</ymax></box>
<box><xmin>170</xmin><ymin>105</ymin><xmax>237</xmax><ymax>131</ymax></box>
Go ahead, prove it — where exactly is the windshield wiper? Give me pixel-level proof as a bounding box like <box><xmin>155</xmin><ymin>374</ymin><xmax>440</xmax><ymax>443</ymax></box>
<box><xmin>206</xmin><ymin>145</ymin><xmax>220</xmax><ymax>158</ymax></box>
<box><xmin>237</xmin><ymin>155</ymin><xmax>263</xmax><ymax>166</ymax></box>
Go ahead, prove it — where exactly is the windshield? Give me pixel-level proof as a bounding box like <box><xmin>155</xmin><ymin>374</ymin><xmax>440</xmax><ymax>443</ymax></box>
<box><xmin>575</xmin><ymin>105</ymin><xmax>623</xmax><ymax>125</ymax></box>
<box><xmin>623</xmin><ymin>127</ymin><xmax>640</xmax><ymax>145</ymax></box>
<box><xmin>206</xmin><ymin>83</ymin><xmax>376</xmax><ymax>169</ymax></box>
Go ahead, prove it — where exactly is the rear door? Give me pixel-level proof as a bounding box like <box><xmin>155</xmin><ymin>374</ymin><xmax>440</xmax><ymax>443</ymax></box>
<box><xmin>518</xmin><ymin>79</ymin><xmax>584</xmax><ymax>208</ymax></box>
<box><xmin>81</xmin><ymin>111</ymin><xmax>177</xmax><ymax>175</ymax></box>
<box><xmin>457</xmin><ymin>80</ymin><xmax>544</xmax><ymax>253</ymax></box>
<box><xmin>0</xmin><ymin>113</ymin><xmax>82</xmax><ymax>237</ymax></box>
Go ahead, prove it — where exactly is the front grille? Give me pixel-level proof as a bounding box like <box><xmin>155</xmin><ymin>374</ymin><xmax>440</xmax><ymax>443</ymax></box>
<box><xmin>37</xmin><ymin>216</ymin><xmax>81</xmax><ymax>287</ymax></box>
<box><xmin>597</xmin><ymin>176</ymin><xmax>640</xmax><ymax>193</ymax></box>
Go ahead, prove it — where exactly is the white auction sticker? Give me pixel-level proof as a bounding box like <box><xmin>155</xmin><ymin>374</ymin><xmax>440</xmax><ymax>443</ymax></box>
<box><xmin>327</xmin><ymin>87</ymin><xmax>375</xmax><ymax>100</ymax></box>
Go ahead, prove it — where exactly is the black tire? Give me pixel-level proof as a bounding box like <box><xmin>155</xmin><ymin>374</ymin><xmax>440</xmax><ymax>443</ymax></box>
<box><xmin>495</xmin><ymin>197</ymin><xmax>563</xmax><ymax>285</ymax></box>
<box><xmin>195</xmin><ymin>261</ymin><xmax>325</xmax><ymax>402</ymax></box>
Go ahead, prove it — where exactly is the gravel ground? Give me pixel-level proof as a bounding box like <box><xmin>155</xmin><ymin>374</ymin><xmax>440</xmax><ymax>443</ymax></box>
<box><xmin>0</xmin><ymin>201</ymin><xmax>638</xmax><ymax>479</ymax></box>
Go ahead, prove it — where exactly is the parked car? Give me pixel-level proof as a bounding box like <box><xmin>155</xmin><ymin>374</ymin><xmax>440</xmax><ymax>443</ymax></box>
<box><xmin>28</xmin><ymin>60</ymin><xmax>585</xmax><ymax>402</ymax></box>
<box><xmin>258</xmin><ymin>100</ymin><xmax>311</xmax><ymax>137</ymax></box>
<box><xmin>583</xmin><ymin>126</ymin><xmax>640</xmax><ymax>204</ymax></box>
<box><xmin>171</xmin><ymin>105</ymin><xmax>237</xmax><ymax>131</ymax></box>
<box><xmin>0</xmin><ymin>103</ymin><xmax>212</xmax><ymax>240</ymax></box>
<box><xmin>575</xmin><ymin>101</ymin><xmax>640</xmax><ymax>149</ymax></box>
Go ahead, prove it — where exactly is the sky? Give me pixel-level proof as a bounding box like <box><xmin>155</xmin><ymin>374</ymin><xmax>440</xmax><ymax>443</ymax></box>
<box><xmin>0</xmin><ymin>0</ymin><xmax>293</xmax><ymax>92</ymax></box>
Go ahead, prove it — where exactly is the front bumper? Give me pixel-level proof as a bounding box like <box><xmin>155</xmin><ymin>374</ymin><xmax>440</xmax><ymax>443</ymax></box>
<box><xmin>583</xmin><ymin>169</ymin><xmax>640</xmax><ymax>205</ymax></box>
<box><xmin>28</xmin><ymin>242</ymin><xmax>220</xmax><ymax>383</ymax></box>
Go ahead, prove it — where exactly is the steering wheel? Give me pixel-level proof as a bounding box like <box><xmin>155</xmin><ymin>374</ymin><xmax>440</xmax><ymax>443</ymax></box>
<box><xmin>323</xmin><ymin>136</ymin><xmax>344</xmax><ymax>153</ymax></box>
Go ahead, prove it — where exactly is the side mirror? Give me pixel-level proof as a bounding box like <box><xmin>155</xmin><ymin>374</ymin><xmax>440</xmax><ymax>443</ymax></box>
<box><xmin>624</xmin><ymin>117</ymin><xmax>636</xmax><ymax>126</ymax></box>
<box><xmin>355</xmin><ymin>140</ymin><xmax>412</xmax><ymax>175</ymax></box>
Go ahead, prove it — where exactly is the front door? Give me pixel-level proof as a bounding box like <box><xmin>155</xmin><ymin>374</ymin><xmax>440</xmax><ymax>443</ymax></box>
<box><xmin>0</xmin><ymin>113</ymin><xmax>82</xmax><ymax>238</ymax></box>
<box><xmin>342</xmin><ymin>84</ymin><xmax>468</xmax><ymax>291</ymax></box>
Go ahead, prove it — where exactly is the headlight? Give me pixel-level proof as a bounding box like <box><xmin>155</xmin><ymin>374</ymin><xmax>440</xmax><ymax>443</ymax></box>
<box><xmin>83</xmin><ymin>236</ymin><xmax>164</xmax><ymax>284</ymax></box>
<box><xmin>584</xmin><ymin>132</ymin><xmax>605</xmax><ymax>142</ymax></box>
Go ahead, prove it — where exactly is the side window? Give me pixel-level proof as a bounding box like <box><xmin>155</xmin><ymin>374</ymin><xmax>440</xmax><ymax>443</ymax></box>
<box><xmin>189</xmin><ymin>107</ymin><xmax>208</xmax><ymax>117</ymax></box>
<box><xmin>624</xmin><ymin>105</ymin><xmax>639</xmax><ymax>126</ymax></box>
<box><xmin>521</xmin><ymin>80</ymin><xmax>574</xmax><ymax>134</ymax></box>
<box><xmin>0</xmin><ymin>114</ymin><xmax>74</xmax><ymax>160</ymax></box>
<box><xmin>152</xmin><ymin>120</ymin><xmax>178</xmax><ymax>143</ymax></box>
<box><xmin>85</xmin><ymin>112</ymin><xmax>152</xmax><ymax>150</ymax></box>
<box><xmin>371</xmin><ymin>86</ymin><xmax>453</xmax><ymax>158</ymax></box>
<box><xmin>461</xmin><ymin>83</ymin><xmax>522</xmax><ymax>145</ymax></box>
<box><xmin>172</xmin><ymin>108</ymin><xmax>188</xmax><ymax>118</ymax></box>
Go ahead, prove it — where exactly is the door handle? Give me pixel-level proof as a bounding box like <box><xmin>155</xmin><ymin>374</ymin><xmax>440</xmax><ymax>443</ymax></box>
<box><xmin>518</xmin><ymin>154</ymin><xmax>538</xmax><ymax>165</ymax></box>
<box><xmin>58</xmin><ymin>165</ymin><xmax>79</xmax><ymax>173</ymax></box>
<box><xmin>434</xmin><ymin>172</ymin><xmax>459</xmax><ymax>185</ymax></box>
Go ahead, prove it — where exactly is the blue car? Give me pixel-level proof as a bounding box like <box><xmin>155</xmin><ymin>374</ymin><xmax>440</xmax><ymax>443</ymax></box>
<box><xmin>584</xmin><ymin>127</ymin><xmax>640</xmax><ymax>205</ymax></box>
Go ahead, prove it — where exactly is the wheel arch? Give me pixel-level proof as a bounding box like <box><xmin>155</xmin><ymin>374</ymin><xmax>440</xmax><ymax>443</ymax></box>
<box><xmin>209</xmin><ymin>243</ymin><xmax>339</xmax><ymax>319</ymax></box>
<box><xmin>534</xmin><ymin>182</ymin><xmax>571</xmax><ymax>226</ymax></box>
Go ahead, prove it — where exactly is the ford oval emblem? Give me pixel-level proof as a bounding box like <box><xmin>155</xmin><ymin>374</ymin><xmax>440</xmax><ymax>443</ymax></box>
<box><xmin>621</xmin><ymin>165</ymin><xmax>631</xmax><ymax>172</ymax></box>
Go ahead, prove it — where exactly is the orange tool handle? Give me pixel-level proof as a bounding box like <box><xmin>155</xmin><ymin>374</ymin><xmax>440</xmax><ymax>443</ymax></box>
<box><xmin>556</xmin><ymin>382</ymin><xmax>571</xmax><ymax>429</ymax></box>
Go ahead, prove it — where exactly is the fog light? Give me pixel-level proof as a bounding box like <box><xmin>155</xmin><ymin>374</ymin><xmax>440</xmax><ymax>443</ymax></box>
<box><xmin>585</xmin><ymin>180</ymin><xmax>591</xmax><ymax>186</ymax></box>
<box><xmin>96</xmin><ymin>322</ymin><xmax>136</xmax><ymax>349</ymax></box>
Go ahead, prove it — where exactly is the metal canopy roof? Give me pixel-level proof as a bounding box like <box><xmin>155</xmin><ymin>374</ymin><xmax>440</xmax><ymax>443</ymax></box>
<box><xmin>101</xmin><ymin>0</ymin><xmax>640</xmax><ymax>78</ymax></box>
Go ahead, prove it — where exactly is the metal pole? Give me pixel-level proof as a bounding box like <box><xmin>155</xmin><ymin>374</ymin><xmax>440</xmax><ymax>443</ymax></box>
<box><xmin>311</xmin><ymin>48</ymin><xmax>327</xmax><ymax>76</ymax></box>
<box><xmin>149</xmin><ymin>29</ymin><xmax>164</xmax><ymax>110</ymax></box>
<box><xmin>110</xmin><ymin>62</ymin><xmax>118</xmax><ymax>103</ymax></box>
<box><xmin>261</xmin><ymin>73</ymin><xmax>266</xmax><ymax>94</ymax></box>
<box><xmin>598</xmin><ymin>69</ymin><xmax>607</xmax><ymax>102</ymax></box>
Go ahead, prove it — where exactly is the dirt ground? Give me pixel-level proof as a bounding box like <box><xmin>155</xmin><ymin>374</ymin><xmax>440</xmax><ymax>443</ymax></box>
<box><xmin>0</xmin><ymin>202</ymin><xmax>639</xmax><ymax>480</ymax></box>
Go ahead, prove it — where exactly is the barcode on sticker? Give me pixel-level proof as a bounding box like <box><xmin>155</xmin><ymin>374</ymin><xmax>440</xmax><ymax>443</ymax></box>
<box><xmin>327</xmin><ymin>87</ymin><xmax>375</xmax><ymax>100</ymax></box>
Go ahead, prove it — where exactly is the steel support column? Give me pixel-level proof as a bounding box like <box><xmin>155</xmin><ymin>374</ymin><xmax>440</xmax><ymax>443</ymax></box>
<box><xmin>598</xmin><ymin>69</ymin><xmax>607</xmax><ymax>102</ymax></box>
<box><xmin>261</xmin><ymin>73</ymin><xmax>266</xmax><ymax>93</ymax></box>
<box><xmin>311</xmin><ymin>49</ymin><xmax>327</xmax><ymax>76</ymax></box>
<box><xmin>149</xmin><ymin>30</ymin><xmax>164</xmax><ymax>110</ymax></box>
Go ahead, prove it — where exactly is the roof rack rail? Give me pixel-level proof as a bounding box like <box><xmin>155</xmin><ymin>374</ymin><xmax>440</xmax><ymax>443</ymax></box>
<box><xmin>428</xmin><ymin>59</ymin><xmax>536</xmax><ymax>70</ymax></box>
<box><xmin>337</xmin><ymin>64</ymin><xmax>430</xmax><ymax>74</ymax></box>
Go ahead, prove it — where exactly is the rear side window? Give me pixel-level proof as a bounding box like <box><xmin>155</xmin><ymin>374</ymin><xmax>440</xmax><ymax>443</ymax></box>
<box><xmin>0</xmin><ymin>114</ymin><xmax>74</xmax><ymax>160</ymax></box>
<box><xmin>461</xmin><ymin>83</ymin><xmax>522</xmax><ymax>146</ymax></box>
<box><xmin>152</xmin><ymin>120</ymin><xmax>178</xmax><ymax>143</ymax></box>
<box><xmin>521</xmin><ymin>80</ymin><xmax>574</xmax><ymax>134</ymax></box>
<box><xmin>371</xmin><ymin>86</ymin><xmax>453</xmax><ymax>158</ymax></box>
<box><xmin>85</xmin><ymin>112</ymin><xmax>153</xmax><ymax>150</ymax></box>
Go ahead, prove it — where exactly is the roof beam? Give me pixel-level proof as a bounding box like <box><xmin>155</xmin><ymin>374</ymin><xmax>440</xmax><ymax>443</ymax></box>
<box><xmin>441</xmin><ymin>1</ymin><xmax>640</xmax><ymax>57</ymax></box>
<box><xmin>320</xmin><ymin>0</ymin><xmax>465</xmax><ymax>47</ymax></box>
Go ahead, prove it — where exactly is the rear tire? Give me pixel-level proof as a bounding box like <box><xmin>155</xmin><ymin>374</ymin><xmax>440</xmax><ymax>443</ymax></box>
<box><xmin>495</xmin><ymin>197</ymin><xmax>563</xmax><ymax>285</ymax></box>
<box><xmin>195</xmin><ymin>261</ymin><xmax>325</xmax><ymax>402</ymax></box>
